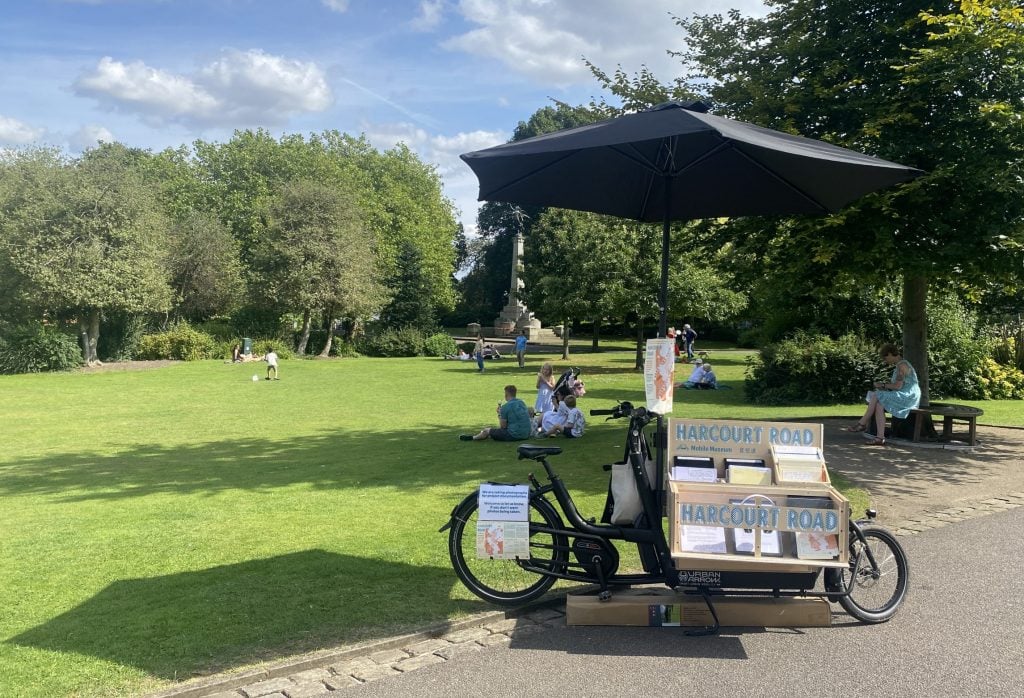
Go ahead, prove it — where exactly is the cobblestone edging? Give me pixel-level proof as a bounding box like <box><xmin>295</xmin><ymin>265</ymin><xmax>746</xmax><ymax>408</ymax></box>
<box><xmin>147</xmin><ymin>607</ymin><xmax>568</xmax><ymax>698</ymax></box>
<box><xmin>889</xmin><ymin>492</ymin><xmax>1024</xmax><ymax>537</ymax></box>
<box><xmin>151</xmin><ymin>493</ymin><xmax>1024</xmax><ymax>698</ymax></box>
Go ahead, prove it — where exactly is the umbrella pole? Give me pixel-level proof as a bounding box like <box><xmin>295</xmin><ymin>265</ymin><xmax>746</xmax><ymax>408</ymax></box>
<box><xmin>658</xmin><ymin>200</ymin><xmax>670</xmax><ymax>338</ymax></box>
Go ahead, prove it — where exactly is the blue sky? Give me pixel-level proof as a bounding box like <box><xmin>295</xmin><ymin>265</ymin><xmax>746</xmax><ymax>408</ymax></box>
<box><xmin>0</xmin><ymin>0</ymin><xmax>765</xmax><ymax>231</ymax></box>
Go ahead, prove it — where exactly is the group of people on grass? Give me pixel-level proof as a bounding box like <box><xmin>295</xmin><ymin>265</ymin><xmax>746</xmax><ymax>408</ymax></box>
<box><xmin>460</xmin><ymin>361</ymin><xmax>585</xmax><ymax>442</ymax></box>
<box><xmin>232</xmin><ymin>343</ymin><xmax>279</xmax><ymax>380</ymax></box>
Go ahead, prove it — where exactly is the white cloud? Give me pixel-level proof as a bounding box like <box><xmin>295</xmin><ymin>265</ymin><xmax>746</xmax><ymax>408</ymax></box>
<box><xmin>74</xmin><ymin>56</ymin><xmax>219</xmax><ymax>119</ymax></box>
<box><xmin>0</xmin><ymin>115</ymin><xmax>45</xmax><ymax>145</ymax></box>
<box><xmin>444</xmin><ymin>0</ymin><xmax>768</xmax><ymax>86</ymax></box>
<box><xmin>69</xmin><ymin>124</ymin><xmax>115</xmax><ymax>151</ymax></box>
<box><xmin>73</xmin><ymin>50</ymin><xmax>332</xmax><ymax>127</ymax></box>
<box><xmin>411</xmin><ymin>0</ymin><xmax>445</xmax><ymax>31</ymax></box>
<box><xmin>321</xmin><ymin>0</ymin><xmax>349</xmax><ymax>12</ymax></box>
<box><xmin>364</xmin><ymin>122</ymin><xmax>507</xmax><ymax>234</ymax></box>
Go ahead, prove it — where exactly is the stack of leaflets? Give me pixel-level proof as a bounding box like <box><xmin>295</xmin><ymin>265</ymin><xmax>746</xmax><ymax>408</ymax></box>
<box><xmin>726</xmin><ymin>463</ymin><xmax>772</xmax><ymax>486</ymax></box>
<box><xmin>671</xmin><ymin>456</ymin><xmax>717</xmax><ymax>482</ymax></box>
<box><xmin>772</xmin><ymin>445</ymin><xmax>827</xmax><ymax>483</ymax></box>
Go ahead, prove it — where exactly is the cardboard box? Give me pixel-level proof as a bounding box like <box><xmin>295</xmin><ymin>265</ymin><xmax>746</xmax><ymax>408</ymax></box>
<box><xmin>566</xmin><ymin>588</ymin><xmax>831</xmax><ymax>628</ymax></box>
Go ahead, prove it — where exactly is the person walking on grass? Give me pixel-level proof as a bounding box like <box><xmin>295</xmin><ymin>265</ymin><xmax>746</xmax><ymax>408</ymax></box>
<box><xmin>265</xmin><ymin>348</ymin><xmax>279</xmax><ymax>380</ymax></box>
<box><xmin>682</xmin><ymin>324</ymin><xmax>697</xmax><ymax>360</ymax></box>
<box><xmin>474</xmin><ymin>335</ymin><xmax>485</xmax><ymax>373</ymax></box>
<box><xmin>515</xmin><ymin>330</ymin><xmax>528</xmax><ymax>368</ymax></box>
<box><xmin>460</xmin><ymin>385</ymin><xmax>532</xmax><ymax>441</ymax></box>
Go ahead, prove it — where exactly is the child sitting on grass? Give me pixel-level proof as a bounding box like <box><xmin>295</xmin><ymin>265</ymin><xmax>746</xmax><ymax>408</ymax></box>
<box><xmin>548</xmin><ymin>395</ymin><xmax>585</xmax><ymax>438</ymax></box>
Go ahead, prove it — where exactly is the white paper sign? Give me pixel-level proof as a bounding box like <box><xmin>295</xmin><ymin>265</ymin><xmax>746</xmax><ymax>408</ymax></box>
<box><xmin>476</xmin><ymin>521</ymin><xmax>529</xmax><ymax>559</ymax></box>
<box><xmin>478</xmin><ymin>484</ymin><xmax>530</xmax><ymax>521</ymax></box>
<box><xmin>644</xmin><ymin>338</ymin><xmax>675</xmax><ymax>414</ymax></box>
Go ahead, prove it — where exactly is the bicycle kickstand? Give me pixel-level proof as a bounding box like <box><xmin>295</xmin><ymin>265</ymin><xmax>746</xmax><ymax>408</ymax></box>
<box><xmin>592</xmin><ymin>555</ymin><xmax>612</xmax><ymax>601</ymax></box>
<box><xmin>683</xmin><ymin>588</ymin><xmax>720</xmax><ymax>637</ymax></box>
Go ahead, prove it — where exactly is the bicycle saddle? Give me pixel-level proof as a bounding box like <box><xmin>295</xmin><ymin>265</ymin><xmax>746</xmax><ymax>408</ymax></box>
<box><xmin>517</xmin><ymin>444</ymin><xmax>563</xmax><ymax>460</ymax></box>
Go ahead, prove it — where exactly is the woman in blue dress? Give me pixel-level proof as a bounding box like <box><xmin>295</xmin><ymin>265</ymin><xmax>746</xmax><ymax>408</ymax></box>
<box><xmin>847</xmin><ymin>343</ymin><xmax>921</xmax><ymax>445</ymax></box>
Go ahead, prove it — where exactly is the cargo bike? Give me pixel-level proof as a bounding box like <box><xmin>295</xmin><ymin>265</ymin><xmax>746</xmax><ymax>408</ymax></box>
<box><xmin>442</xmin><ymin>402</ymin><xmax>909</xmax><ymax>633</ymax></box>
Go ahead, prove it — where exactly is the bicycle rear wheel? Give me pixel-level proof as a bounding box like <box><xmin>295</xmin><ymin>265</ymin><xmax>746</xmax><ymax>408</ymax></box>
<box><xmin>449</xmin><ymin>494</ymin><xmax>569</xmax><ymax>606</ymax></box>
<box><xmin>832</xmin><ymin>526</ymin><xmax>909</xmax><ymax>623</ymax></box>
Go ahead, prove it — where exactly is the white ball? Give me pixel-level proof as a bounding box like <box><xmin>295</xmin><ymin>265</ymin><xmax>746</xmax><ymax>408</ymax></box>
<box><xmin>252</xmin><ymin>375</ymin><xmax>259</xmax><ymax>382</ymax></box>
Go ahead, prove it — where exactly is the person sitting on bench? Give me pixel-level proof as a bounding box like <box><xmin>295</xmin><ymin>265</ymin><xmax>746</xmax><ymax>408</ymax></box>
<box><xmin>846</xmin><ymin>343</ymin><xmax>921</xmax><ymax>446</ymax></box>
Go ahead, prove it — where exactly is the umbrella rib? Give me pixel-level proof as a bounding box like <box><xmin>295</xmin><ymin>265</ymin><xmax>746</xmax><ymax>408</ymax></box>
<box><xmin>684</xmin><ymin>144</ymin><xmax>832</xmax><ymax>214</ymax></box>
<box><xmin>477</xmin><ymin>150</ymin><xmax>579</xmax><ymax>200</ymax></box>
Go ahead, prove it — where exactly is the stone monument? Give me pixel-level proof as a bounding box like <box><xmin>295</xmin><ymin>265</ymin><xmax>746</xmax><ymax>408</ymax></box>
<box><xmin>494</xmin><ymin>232</ymin><xmax>542</xmax><ymax>338</ymax></box>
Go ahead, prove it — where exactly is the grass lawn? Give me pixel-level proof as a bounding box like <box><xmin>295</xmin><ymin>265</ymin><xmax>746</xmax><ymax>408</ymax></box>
<box><xmin>2</xmin><ymin>350</ymin><xmax>1021</xmax><ymax>696</ymax></box>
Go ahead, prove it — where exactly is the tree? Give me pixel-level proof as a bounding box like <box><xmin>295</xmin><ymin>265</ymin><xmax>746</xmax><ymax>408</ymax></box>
<box><xmin>0</xmin><ymin>145</ymin><xmax>172</xmax><ymax>363</ymax></box>
<box><xmin>256</xmin><ymin>179</ymin><xmax>383</xmax><ymax>356</ymax></box>
<box><xmin>167</xmin><ymin>210</ymin><xmax>245</xmax><ymax>321</ymax></box>
<box><xmin>592</xmin><ymin>0</ymin><xmax>1024</xmax><ymax>402</ymax></box>
<box><xmin>356</xmin><ymin>143</ymin><xmax>459</xmax><ymax>317</ymax></box>
<box><xmin>526</xmin><ymin>209</ymin><xmax>631</xmax><ymax>359</ymax></box>
<box><xmin>379</xmin><ymin>240</ymin><xmax>438</xmax><ymax>330</ymax></box>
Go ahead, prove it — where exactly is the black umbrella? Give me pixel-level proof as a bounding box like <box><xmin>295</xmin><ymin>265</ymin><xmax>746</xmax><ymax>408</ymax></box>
<box><xmin>461</xmin><ymin>101</ymin><xmax>922</xmax><ymax>335</ymax></box>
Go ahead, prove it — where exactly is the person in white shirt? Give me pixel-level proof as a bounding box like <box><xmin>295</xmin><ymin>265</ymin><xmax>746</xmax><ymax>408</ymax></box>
<box><xmin>265</xmin><ymin>348</ymin><xmax>279</xmax><ymax>380</ymax></box>
<box><xmin>555</xmin><ymin>395</ymin><xmax>585</xmax><ymax>438</ymax></box>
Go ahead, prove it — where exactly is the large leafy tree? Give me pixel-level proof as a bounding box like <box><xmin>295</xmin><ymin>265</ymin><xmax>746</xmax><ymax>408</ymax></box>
<box><xmin>593</xmin><ymin>0</ymin><xmax>1024</xmax><ymax>402</ymax></box>
<box><xmin>356</xmin><ymin>143</ymin><xmax>459</xmax><ymax>316</ymax></box>
<box><xmin>166</xmin><ymin>210</ymin><xmax>245</xmax><ymax>322</ymax></box>
<box><xmin>0</xmin><ymin>144</ymin><xmax>172</xmax><ymax>363</ymax></box>
<box><xmin>525</xmin><ymin>209</ymin><xmax>632</xmax><ymax>358</ymax></box>
<box><xmin>256</xmin><ymin>179</ymin><xmax>383</xmax><ymax>356</ymax></box>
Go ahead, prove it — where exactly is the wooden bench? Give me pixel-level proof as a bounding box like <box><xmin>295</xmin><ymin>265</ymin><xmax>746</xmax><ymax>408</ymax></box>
<box><xmin>910</xmin><ymin>403</ymin><xmax>984</xmax><ymax>446</ymax></box>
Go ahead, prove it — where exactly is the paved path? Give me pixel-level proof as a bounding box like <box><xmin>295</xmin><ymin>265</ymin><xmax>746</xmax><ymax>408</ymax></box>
<box><xmin>148</xmin><ymin>422</ymin><xmax>1024</xmax><ymax>698</ymax></box>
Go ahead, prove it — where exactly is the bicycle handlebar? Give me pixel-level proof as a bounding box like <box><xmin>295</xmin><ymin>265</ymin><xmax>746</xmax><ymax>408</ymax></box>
<box><xmin>590</xmin><ymin>409</ymin><xmax>615</xmax><ymax>416</ymax></box>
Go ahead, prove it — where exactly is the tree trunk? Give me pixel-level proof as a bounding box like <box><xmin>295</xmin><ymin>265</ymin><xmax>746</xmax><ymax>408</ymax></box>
<box><xmin>319</xmin><ymin>305</ymin><xmax>335</xmax><ymax>358</ymax></box>
<box><xmin>80</xmin><ymin>309</ymin><xmax>100</xmax><ymax>365</ymax></box>
<box><xmin>634</xmin><ymin>318</ymin><xmax>644</xmax><ymax>370</ymax></box>
<box><xmin>296</xmin><ymin>308</ymin><xmax>312</xmax><ymax>356</ymax></box>
<box><xmin>902</xmin><ymin>274</ymin><xmax>930</xmax><ymax>405</ymax></box>
<box><xmin>561</xmin><ymin>318</ymin><xmax>570</xmax><ymax>360</ymax></box>
<box><xmin>591</xmin><ymin>318</ymin><xmax>600</xmax><ymax>352</ymax></box>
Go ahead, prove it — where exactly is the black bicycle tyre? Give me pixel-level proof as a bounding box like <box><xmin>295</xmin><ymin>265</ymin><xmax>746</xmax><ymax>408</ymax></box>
<box><xmin>449</xmin><ymin>494</ymin><xmax>569</xmax><ymax>606</ymax></box>
<box><xmin>835</xmin><ymin>526</ymin><xmax>909</xmax><ymax>623</ymax></box>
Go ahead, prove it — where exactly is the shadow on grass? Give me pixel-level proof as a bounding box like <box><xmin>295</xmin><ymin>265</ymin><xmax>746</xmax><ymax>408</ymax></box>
<box><xmin>0</xmin><ymin>420</ymin><xmax>624</xmax><ymax>501</ymax></box>
<box><xmin>8</xmin><ymin>549</ymin><xmax>479</xmax><ymax>678</ymax></box>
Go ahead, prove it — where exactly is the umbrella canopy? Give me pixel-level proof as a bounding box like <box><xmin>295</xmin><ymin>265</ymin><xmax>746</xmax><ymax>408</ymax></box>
<box><xmin>460</xmin><ymin>100</ymin><xmax>922</xmax><ymax>335</ymax></box>
<box><xmin>462</xmin><ymin>100</ymin><xmax>921</xmax><ymax>221</ymax></box>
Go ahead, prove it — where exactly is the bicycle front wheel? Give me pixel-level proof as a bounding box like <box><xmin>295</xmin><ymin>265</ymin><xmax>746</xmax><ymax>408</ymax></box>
<box><xmin>449</xmin><ymin>493</ymin><xmax>569</xmax><ymax>606</ymax></box>
<box><xmin>835</xmin><ymin>526</ymin><xmax>909</xmax><ymax>623</ymax></box>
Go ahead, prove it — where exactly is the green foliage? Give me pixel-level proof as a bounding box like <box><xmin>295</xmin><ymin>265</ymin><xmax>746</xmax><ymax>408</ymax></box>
<box><xmin>379</xmin><ymin>240</ymin><xmax>438</xmax><ymax>331</ymax></box>
<box><xmin>194</xmin><ymin>319</ymin><xmax>238</xmax><ymax>341</ymax></box>
<box><xmin>251</xmin><ymin>339</ymin><xmax>293</xmax><ymax>360</ymax></box>
<box><xmin>97</xmin><ymin>313</ymin><xmax>149</xmax><ymax>361</ymax></box>
<box><xmin>359</xmin><ymin>326</ymin><xmax>426</xmax><ymax>357</ymax></box>
<box><xmin>137</xmin><ymin>323</ymin><xmax>216</xmax><ymax>361</ymax></box>
<box><xmin>973</xmin><ymin>358</ymin><xmax>1024</xmax><ymax>399</ymax></box>
<box><xmin>230</xmin><ymin>306</ymin><xmax>285</xmax><ymax>339</ymax></box>
<box><xmin>0</xmin><ymin>325</ymin><xmax>83</xmax><ymax>374</ymax></box>
<box><xmin>927</xmin><ymin>294</ymin><xmax>991</xmax><ymax>399</ymax></box>
<box><xmin>745</xmin><ymin>332</ymin><xmax>878</xmax><ymax>405</ymax></box>
<box><xmin>258</xmin><ymin>178</ymin><xmax>384</xmax><ymax>327</ymax></box>
<box><xmin>423</xmin><ymin>332</ymin><xmax>458</xmax><ymax>358</ymax></box>
<box><xmin>167</xmin><ymin>210</ymin><xmax>245</xmax><ymax>321</ymax></box>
